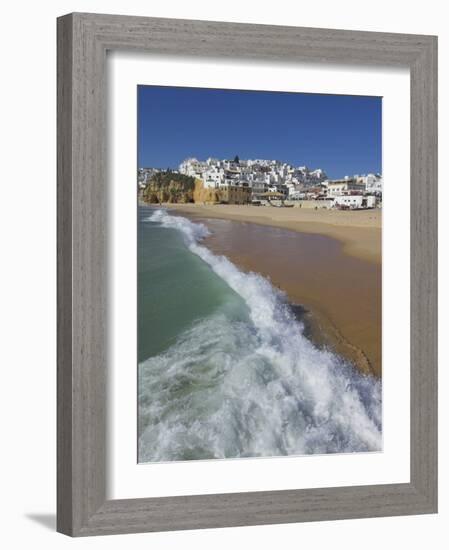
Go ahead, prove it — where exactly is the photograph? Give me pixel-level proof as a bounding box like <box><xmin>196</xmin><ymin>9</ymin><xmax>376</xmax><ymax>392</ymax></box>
<box><xmin>137</xmin><ymin>86</ymin><xmax>383</xmax><ymax>463</ymax></box>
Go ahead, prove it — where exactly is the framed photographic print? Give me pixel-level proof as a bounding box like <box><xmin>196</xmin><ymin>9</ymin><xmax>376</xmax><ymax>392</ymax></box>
<box><xmin>57</xmin><ymin>13</ymin><xmax>438</xmax><ymax>536</ymax></box>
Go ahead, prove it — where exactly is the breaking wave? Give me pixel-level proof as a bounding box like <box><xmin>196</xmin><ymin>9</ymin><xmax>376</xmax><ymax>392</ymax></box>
<box><xmin>138</xmin><ymin>209</ymin><xmax>382</xmax><ymax>462</ymax></box>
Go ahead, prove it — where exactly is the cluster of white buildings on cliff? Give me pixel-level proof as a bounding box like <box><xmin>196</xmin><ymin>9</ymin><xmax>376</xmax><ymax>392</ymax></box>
<box><xmin>179</xmin><ymin>157</ymin><xmax>382</xmax><ymax>207</ymax></box>
<box><xmin>178</xmin><ymin>157</ymin><xmax>327</xmax><ymax>196</ymax></box>
<box><xmin>139</xmin><ymin>157</ymin><xmax>383</xmax><ymax>209</ymax></box>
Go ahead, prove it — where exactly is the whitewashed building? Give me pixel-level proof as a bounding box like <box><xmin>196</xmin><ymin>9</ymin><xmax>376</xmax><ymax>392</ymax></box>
<box><xmin>365</xmin><ymin>174</ymin><xmax>383</xmax><ymax>194</ymax></box>
<box><xmin>334</xmin><ymin>195</ymin><xmax>376</xmax><ymax>209</ymax></box>
<box><xmin>179</xmin><ymin>158</ymin><xmax>207</xmax><ymax>178</ymax></box>
<box><xmin>327</xmin><ymin>179</ymin><xmax>366</xmax><ymax>197</ymax></box>
<box><xmin>202</xmin><ymin>167</ymin><xmax>225</xmax><ymax>188</ymax></box>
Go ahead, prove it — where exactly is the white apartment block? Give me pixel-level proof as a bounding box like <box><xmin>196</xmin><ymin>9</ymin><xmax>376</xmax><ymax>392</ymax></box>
<box><xmin>327</xmin><ymin>180</ymin><xmax>366</xmax><ymax>197</ymax></box>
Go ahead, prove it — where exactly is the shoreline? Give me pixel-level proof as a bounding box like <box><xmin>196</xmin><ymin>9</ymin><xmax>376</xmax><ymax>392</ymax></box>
<box><xmin>161</xmin><ymin>204</ymin><xmax>382</xmax><ymax>377</ymax></box>
<box><xmin>165</xmin><ymin>203</ymin><xmax>381</xmax><ymax>265</ymax></box>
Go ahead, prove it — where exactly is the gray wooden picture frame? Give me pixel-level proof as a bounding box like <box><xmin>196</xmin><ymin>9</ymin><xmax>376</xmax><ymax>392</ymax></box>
<box><xmin>57</xmin><ymin>12</ymin><xmax>438</xmax><ymax>537</ymax></box>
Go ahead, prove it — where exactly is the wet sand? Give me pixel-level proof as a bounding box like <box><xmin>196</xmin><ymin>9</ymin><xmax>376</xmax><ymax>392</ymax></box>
<box><xmin>192</xmin><ymin>216</ymin><xmax>382</xmax><ymax>377</ymax></box>
<box><xmin>167</xmin><ymin>203</ymin><xmax>381</xmax><ymax>265</ymax></box>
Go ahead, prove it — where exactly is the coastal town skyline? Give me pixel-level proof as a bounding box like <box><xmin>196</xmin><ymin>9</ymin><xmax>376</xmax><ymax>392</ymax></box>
<box><xmin>138</xmin><ymin>155</ymin><xmax>383</xmax><ymax>206</ymax></box>
<box><xmin>138</xmin><ymin>155</ymin><xmax>382</xmax><ymax>182</ymax></box>
<box><xmin>138</xmin><ymin>85</ymin><xmax>382</xmax><ymax>180</ymax></box>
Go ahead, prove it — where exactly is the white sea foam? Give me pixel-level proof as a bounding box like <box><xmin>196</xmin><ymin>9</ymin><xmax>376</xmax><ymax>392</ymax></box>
<box><xmin>139</xmin><ymin>209</ymin><xmax>382</xmax><ymax>462</ymax></box>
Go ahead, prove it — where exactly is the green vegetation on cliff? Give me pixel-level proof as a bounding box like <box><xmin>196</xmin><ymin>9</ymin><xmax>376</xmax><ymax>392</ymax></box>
<box><xmin>141</xmin><ymin>171</ymin><xmax>196</xmax><ymax>204</ymax></box>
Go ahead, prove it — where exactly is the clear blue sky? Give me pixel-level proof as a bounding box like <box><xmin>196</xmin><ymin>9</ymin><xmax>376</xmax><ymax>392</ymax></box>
<box><xmin>138</xmin><ymin>86</ymin><xmax>381</xmax><ymax>179</ymax></box>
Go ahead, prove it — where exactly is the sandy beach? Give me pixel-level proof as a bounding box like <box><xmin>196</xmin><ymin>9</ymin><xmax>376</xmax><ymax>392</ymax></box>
<box><xmin>167</xmin><ymin>203</ymin><xmax>381</xmax><ymax>264</ymax></box>
<box><xmin>166</xmin><ymin>204</ymin><xmax>382</xmax><ymax>377</ymax></box>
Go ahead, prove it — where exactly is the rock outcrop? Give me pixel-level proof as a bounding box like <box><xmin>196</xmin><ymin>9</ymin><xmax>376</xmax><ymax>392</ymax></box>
<box><xmin>141</xmin><ymin>172</ymin><xmax>196</xmax><ymax>204</ymax></box>
<box><xmin>192</xmin><ymin>179</ymin><xmax>220</xmax><ymax>204</ymax></box>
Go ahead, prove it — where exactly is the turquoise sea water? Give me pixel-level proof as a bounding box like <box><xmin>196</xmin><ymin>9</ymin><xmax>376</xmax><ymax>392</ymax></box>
<box><xmin>138</xmin><ymin>206</ymin><xmax>248</xmax><ymax>362</ymax></box>
<box><xmin>137</xmin><ymin>206</ymin><xmax>382</xmax><ymax>463</ymax></box>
